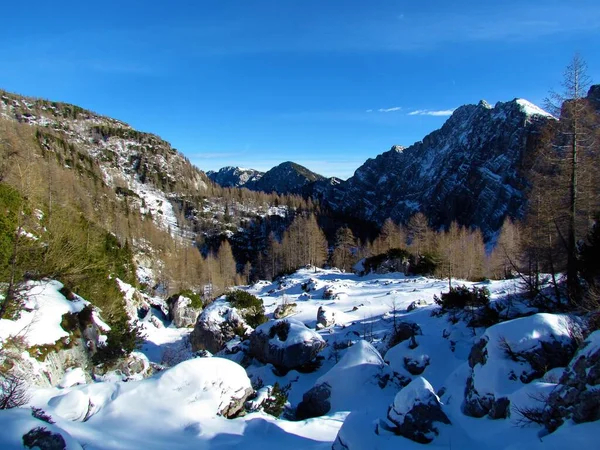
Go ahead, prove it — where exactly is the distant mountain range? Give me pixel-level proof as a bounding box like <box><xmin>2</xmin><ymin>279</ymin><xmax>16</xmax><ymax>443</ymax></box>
<box><xmin>5</xmin><ymin>86</ymin><xmax>598</xmax><ymax>240</ymax></box>
<box><xmin>207</xmin><ymin>161</ymin><xmax>341</xmax><ymax>197</ymax></box>
<box><xmin>207</xmin><ymin>96</ymin><xmax>567</xmax><ymax>238</ymax></box>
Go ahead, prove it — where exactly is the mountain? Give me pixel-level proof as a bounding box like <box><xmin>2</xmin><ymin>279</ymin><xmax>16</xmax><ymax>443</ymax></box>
<box><xmin>208</xmin><ymin>161</ymin><xmax>335</xmax><ymax>197</ymax></box>
<box><xmin>323</xmin><ymin>98</ymin><xmax>555</xmax><ymax>239</ymax></box>
<box><xmin>252</xmin><ymin>161</ymin><xmax>326</xmax><ymax>195</ymax></box>
<box><xmin>206</xmin><ymin>166</ymin><xmax>264</xmax><ymax>188</ymax></box>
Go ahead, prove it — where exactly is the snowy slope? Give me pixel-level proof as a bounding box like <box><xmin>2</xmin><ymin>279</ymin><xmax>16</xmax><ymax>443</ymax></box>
<box><xmin>0</xmin><ymin>269</ymin><xmax>597</xmax><ymax>449</ymax></box>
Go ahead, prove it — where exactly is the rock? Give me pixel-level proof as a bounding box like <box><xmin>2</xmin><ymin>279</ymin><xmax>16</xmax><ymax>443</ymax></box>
<box><xmin>273</xmin><ymin>302</ymin><xmax>297</xmax><ymax>319</ymax></box>
<box><xmin>468</xmin><ymin>338</ymin><xmax>488</xmax><ymax>368</ymax></box>
<box><xmin>190</xmin><ymin>301</ymin><xmax>250</xmax><ymax>354</ymax></box>
<box><xmin>389</xmin><ymin>322</ymin><xmax>422</xmax><ymax>347</ymax></box>
<box><xmin>407</xmin><ymin>299</ymin><xmax>429</xmax><ymax>312</ymax></box>
<box><xmin>403</xmin><ymin>355</ymin><xmax>430</xmax><ymax>375</ymax></box>
<box><xmin>387</xmin><ymin>377</ymin><xmax>450</xmax><ymax>444</ymax></box>
<box><xmin>462</xmin><ymin>375</ymin><xmax>494</xmax><ymax>418</ymax></box>
<box><xmin>316</xmin><ymin>306</ymin><xmax>335</xmax><ymax>329</ymax></box>
<box><xmin>219</xmin><ymin>386</ymin><xmax>254</xmax><ymax>418</ymax></box>
<box><xmin>488</xmin><ymin>397</ymin><xmax>510</xmax><ymax>419</ymax></box>
<box><xmin>248</xmin><ymin>319</ymin><xmax>326</xmax><ymax>370</ymax></box>
<box><xmin>167</xmin><ymin>295</ymin><xmax>201</xmax><ymax>328</ymax></box>
<box><xmin>295</xmin><ymin>383</ymin><xmax>332</xmax><ymax>420</ymax></box>
<box><xmin>93</xmin><ymin>352</ymin><xmax>153</xmax><ymax>381</ymax></box>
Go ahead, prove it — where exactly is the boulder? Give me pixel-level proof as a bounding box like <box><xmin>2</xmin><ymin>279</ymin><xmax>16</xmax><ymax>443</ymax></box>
<box><xmin>544</xmin><ymin>330</ymin><xmax>600</xmax><ymax>431</ymax></box>
<box><xmin>167</xmin><ymin>295</ymin><xmax>201</xmax><ymax>328</ymax></box>
<box><xmin>248</xmin><ymin>319</ymin><xmax>325</xmax><ymax>370</ymax></box>
<box><xmin>387</xmin><ymin>377</ymin><xmax>450</xmax><ymax>444</ymax></box>
<box><xmin>190</xmin><ymin>301</ymin><xmax>250</xmax><ymax>354</ymax></box>
<box><xmin>316</xmin><ymin>306</ymin><xmax>335</xmax><ymax>329</ymax></box>
<box><xmin>273</xmin><ymin>302</ymin><xmax>297</xmax><ymax>319</ymax></box>
<box><xmin>389</xmin><ymin>321</ymin><xmax>422</xmax><ymax>348</ymax></box>
<box><xmin>295</xmin><ymin>382</ymin><xmax>332</xmax><ymax>420</ymax></box>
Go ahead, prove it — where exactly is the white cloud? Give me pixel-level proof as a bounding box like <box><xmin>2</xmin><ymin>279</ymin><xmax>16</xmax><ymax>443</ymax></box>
<box><xmin>408</xmin><ymin>109</ymin><xmax>455</xmax><ymax>117</ymax></box>
<box><xmin>377</xmin><ymin>106</ymin><xmax>402</xmax><ymax>113</ymax></box>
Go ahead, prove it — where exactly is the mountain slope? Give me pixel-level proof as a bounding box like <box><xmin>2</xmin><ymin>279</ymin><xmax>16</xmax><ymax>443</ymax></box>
<box><xmin>325</xmin><ymin>98</ymin><xmax>553</xmax><ymax>238</ymax></box>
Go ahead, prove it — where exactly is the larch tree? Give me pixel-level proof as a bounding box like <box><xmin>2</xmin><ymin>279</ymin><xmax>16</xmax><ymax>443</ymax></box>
<box><xmin>529</xmin><ymin>54</ymin><xmax>598</xmax><ymax>303</ymax></box>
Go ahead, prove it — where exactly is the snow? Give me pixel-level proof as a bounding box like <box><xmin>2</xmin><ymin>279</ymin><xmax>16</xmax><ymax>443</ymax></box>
<box><xmin>0</xmin><ymin>269</ymin><xmax>597</xmax><ymax>449</ymax></box>
<box><xmin>516</xmin><ymin>98</ymin><xmax>555</xmax><ymax>119</ymax></box>
<box><xmin>58</xmin><ymin>368</ymin><xmax>87</xmax><ymax>389</ymax></box>
<box><xmin>0</xmin><ymin>280</ymin><xmax>86</xmax><ymax>347</ymax></box>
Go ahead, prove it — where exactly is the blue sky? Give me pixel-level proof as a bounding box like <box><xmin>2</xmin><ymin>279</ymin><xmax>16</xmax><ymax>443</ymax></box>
<box><xmin>2</xmin><ymin>1</ymin><xmax>599</xmax><ymax>179</ymax></box>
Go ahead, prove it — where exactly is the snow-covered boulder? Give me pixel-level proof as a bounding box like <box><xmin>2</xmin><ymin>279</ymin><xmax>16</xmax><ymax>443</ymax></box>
<box><xmin>463</xmin><ymin>313</ymin><xmax>577</xmax><ymax>419</ymax></box>
<box><xmin>190</xmin><ymin>300</ymin><xmax>250</xmax><ymax>354</ymax></box>
<box><xmin>248</xmin><ymin>318</ymin><xmax>325</xmax><ymax>370</ymax></box>
<box><xmin>167</xmin><ymin>294</ymin><xmax>201</xmax><ymax>328</ymax></box>
<box><xmin>387</xmin><ymin>377</ymin><xmax>450</xmax><ymax>443</ymax></box>
<box><xmin>316</xmin><ymin>305</ymin><xmax>335</xmax><ymax>329</ymax></box>
<box><xmin>407</xmin><ymin>299</ymin><xmax>430</xmax><ymax>312</ymax></box>
<box><xmin>296</xmin><ymin>340</ymin><xmax>407</xmax><ymax>419</ymax></box>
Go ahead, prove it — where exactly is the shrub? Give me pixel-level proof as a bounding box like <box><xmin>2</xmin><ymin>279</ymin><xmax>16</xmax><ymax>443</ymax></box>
<box><xmin>175</xmin><ymin>289</ymin><xmax>203</xmax><ymax>309</ymax></box>
<box><xmin>226</xmin><ymin>290</ymin><xmax>267</xmax><ymax>328</ymax></box>
<box><xmin>93</xmin><ymin>306</ymin><xmax>144</xmax><ymax>366</ymax></box>
<box><xmin>363</xmin><ymin>248</ymin><xmax>410</xmax><ymax>274</ymax></box>
<box><xmin>409</xmin><ymin>252</ymin><xmax>439</xmax><ymax>276</ymax></box>
<box><xmin>31</xmin><ymin>407</ymin><xmax>54</xmax><ymax>424</ymax></box>
<box><xmin>434</xmin><ymin>285</ymin><xmax>490</xmax><ymax>310</ymax></box>
<box><xmin>22</xmin><ymin>427</ymin><xmax>66</xmax><ymax>450</ymax></box>
<box><xmin>268</xmin><ymin>320</ymin><xmax>290</xmax><ymax>341</ymax></box>
<box><xmin>262</xmin><ymin>382</ymin><xmax>291</xmax><ymax>418</ymax></box>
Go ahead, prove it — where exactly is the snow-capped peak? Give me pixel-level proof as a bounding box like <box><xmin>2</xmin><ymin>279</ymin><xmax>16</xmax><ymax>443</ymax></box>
<box><xmin>515</xmin><ymin>98</ymin><xmax>555</xmax><ymax>119</ymax></box>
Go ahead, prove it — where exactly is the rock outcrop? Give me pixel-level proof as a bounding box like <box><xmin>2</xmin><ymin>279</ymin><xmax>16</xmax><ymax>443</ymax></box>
<box><xmin>167</xmin><ymin>294</ymin><xmax>201</xmax><ymax>328</ymax></box>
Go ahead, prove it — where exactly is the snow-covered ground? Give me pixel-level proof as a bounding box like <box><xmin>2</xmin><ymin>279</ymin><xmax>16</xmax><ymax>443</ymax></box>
<box><xmin>0</xmin><ymin>268</ymin><xmax>597</xmax><ymax>449</ymax></box>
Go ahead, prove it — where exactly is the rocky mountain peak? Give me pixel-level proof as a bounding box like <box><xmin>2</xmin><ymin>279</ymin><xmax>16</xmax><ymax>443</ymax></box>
<box><xmin>323</xmin><ymin>96</ymin><xmax>553</xmax><ymax>239</ymax></box>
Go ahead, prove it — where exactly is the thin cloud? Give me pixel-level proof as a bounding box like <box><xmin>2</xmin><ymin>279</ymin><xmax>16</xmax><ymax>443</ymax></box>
<box><xmin>408</xmin><ymin>109</ymin><xmax>455</xmax><ymax>117</ymax></box>
<box><xmin>377</xmin><ymin>106</ymin><xmax>402</xmax><ymax>113</ymax></box>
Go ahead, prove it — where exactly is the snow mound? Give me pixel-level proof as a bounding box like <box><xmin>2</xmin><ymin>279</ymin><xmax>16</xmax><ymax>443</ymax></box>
<box><xmin>298</xmin><ymin>340</ymin><xmax>405</xmax><ymax>416</ymax></box>
<box><xmin>46</xmin><ymin>357</ymin><xmax>252</xmax><ymax>429</ymax></box>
